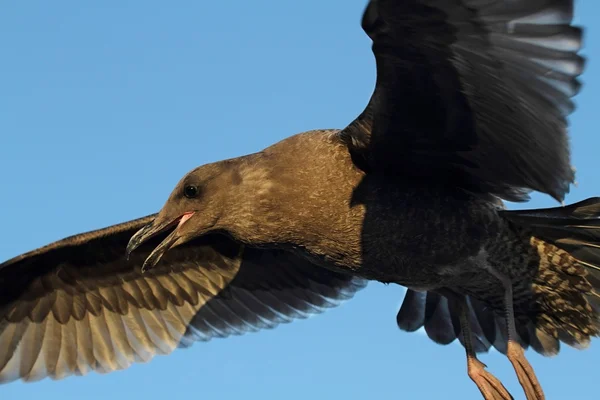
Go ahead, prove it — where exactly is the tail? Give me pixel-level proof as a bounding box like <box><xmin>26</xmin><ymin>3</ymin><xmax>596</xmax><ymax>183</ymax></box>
<box><xmin>396</xmin><ymin>197</ymin><xmax>600</xmax><ymax>357</ymax></box>
<box><xmin>500</xmin><ymin>197</ymin><xmax>600</xmax><ymax>355</ymax></box>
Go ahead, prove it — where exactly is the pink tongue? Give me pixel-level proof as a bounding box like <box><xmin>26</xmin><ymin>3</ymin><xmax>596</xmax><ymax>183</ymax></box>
<box><xmin>177</xmin><ymin>212</ymin><xmax>195</xmax><ymax>227</ymax></box>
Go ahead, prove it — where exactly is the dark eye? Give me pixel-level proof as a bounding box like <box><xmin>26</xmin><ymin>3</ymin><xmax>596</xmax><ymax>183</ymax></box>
<box><xmin>183</xmin><ymin>185</ymin><xmax>199</xmax><ymax>198</ymax></box>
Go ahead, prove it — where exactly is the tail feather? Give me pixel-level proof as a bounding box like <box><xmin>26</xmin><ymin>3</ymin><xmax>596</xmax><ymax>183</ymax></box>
<box><xmin>503</xmin><ymin>197</ymin><xmax>600</xmax><ymax>354</ymax></box>
<box><xmin>469</xmin><ymin>297</ymin><xmax>498</xmax><ymax>350</ymax></box>
<box><xmin>396</xmin><ymin>290</ymin><xmax>426</xmax><ymax>332</ymax></box>
<box><xmin>396</xmin><ymin>290</ymin><xmax>492</xmax><ymax>354</ymax></box>
<box><xmin>502</xmin><ymin>197</ymin><xmax>600</xmax><ymax>262</ymax></box>
<box><xmin>502</xmin><ymin>197</ymin><xmax>600</xmax><ymax>293</ymax></box>
<box><xmin>396</xmin><ymin>197</ymin><xmax>600</xmax><ymax>357</ymax></box>
<box><xmin>424</xmin><ymin>293</ymin><xmax>456</xmax><ymax>345</ymax></box>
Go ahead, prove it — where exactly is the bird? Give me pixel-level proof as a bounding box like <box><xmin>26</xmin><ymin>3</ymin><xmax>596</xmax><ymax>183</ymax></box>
<box><xmin>0</xmin><ymin>1</ymin><xmax>596</xmax><ymax>399</ymax></box>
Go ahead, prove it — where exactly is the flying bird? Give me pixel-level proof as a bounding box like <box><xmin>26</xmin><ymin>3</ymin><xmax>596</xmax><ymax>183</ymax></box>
<box><xmin>0</xmin><ymin>1</ymin><xmax>596</xmax><ymax>399</ymax></box>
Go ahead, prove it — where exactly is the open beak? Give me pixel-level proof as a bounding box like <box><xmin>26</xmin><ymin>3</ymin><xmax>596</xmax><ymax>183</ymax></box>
<box><xmin>126</xmin><ymin>212</ymin><xmax>195</xmax><ymax>272</ymax></box>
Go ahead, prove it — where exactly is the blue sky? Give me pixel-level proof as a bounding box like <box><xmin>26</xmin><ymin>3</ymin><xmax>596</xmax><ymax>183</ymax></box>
<box><xmin>1</xmin><ymin>1</ymin><xmax>598</xmax><ymax>399</ymax></box>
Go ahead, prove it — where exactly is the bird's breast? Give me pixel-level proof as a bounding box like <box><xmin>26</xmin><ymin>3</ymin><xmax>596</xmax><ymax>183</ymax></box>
<box><xmin>261</xmin><ymin>181</ymin><xmax>505</xmax><ymax>287</ymax></box>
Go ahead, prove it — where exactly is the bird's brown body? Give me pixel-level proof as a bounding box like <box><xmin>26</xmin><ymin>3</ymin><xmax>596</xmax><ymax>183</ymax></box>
<box><xmin>220</xmin><ymin>129</ymin><xmax>503</xmax><ymax>287</ymax></box>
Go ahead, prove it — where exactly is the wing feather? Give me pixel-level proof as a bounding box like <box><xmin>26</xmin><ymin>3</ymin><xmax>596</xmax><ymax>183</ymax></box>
<box><xmin>0</xmin><ymin>216</ymin><xmax>366</xmax><ymax>383</ymax></box>
<box><xmin>341</xmin><ymin>0</ymin><xmax>584</xmax><ymax>202</ymax></box>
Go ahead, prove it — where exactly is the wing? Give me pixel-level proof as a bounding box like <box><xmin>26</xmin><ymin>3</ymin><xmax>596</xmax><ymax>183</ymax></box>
<box><xmin>0</xmin><ymin>216</ymin><xmax>367</xmax><ymax>383</ymax></box>
<box><xmin>340</xmin><ymin>0</ymin><xmax>584</xmax><ymax>202</ymax></box>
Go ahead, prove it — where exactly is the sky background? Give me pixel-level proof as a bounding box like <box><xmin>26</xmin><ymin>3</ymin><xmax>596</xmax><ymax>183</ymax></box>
<box><xmin>0</xmin><ymin>1</ymin><xmax>598</xmax><ymax>399</ymax></box>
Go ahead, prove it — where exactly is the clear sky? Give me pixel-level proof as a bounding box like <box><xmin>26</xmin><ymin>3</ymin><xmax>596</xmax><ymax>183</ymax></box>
<box><xmin>1</xmin><ymin>1</ymin><xmax>598</xmax><ymax>399</ymax></box>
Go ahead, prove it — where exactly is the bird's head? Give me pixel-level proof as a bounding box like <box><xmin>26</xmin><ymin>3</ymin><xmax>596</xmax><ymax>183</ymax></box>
<box><xmin>126</xmin><ymin>160</ymin><xmax>240</xmax><ymax>271</ymax></box>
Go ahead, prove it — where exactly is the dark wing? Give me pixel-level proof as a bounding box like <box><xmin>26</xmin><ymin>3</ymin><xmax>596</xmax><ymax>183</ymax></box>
<box><xmin>0</xmin><ymin>216</ymin><xmax>366</xmax><ymax>383</ymax></box>
<box><xmin>340</xmin><ymin>0</ymin><xmax>584</xmax><ymax>202</ymax></box>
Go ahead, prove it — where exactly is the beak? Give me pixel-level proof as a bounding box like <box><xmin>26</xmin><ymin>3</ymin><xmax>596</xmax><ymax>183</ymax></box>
<box><xmin>126</xmin><ymin>212</ymin><xmax>195</xmax><ymax>272</ymax></box>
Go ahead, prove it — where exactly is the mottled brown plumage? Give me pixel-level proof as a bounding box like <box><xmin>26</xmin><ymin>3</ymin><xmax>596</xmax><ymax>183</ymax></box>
<box><xmin>0</xmin><ymin>1</ymin><xmax>596</xmax><ymax>400</ymax></box>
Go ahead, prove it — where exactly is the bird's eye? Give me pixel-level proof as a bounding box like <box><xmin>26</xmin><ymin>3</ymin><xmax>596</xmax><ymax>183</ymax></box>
<box><xmin>183</xmin><ymin>185</ymin><xmax>199</xmax><ymax>199</ymax></box>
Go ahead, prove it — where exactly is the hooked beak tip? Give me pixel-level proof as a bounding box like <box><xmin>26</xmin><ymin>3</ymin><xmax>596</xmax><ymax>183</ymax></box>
<box><xmin>125</xmin><ymin>221</ymin><xmax>155</xmax><ymax>259</ymax></box>
<box><xmin>125</xmin><ymin>212</ymin><xmax>194</xmax><ymax>272</ymax></box>
<box><xmin>125</xmin><ymin>239</ymin><xmax>138</xmax><ymax>261</ymax></box>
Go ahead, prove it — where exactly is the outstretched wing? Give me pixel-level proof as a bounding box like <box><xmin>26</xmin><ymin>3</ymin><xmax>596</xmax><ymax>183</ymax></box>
<box><xmin>0</xmin><ymin>216</ymin><xmax>366</xmax><ymax>383</ymax></box>
<box><xmin>340</xmin><ymin>0</ymin><xmax>584</xmax><ymax>202</ymax></box>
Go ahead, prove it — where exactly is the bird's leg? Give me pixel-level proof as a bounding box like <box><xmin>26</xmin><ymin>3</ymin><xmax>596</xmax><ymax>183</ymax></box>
<box><xmin>456</xmin><ymin>296</ymin><xmax>513</xmax><ymax>400</ymax></box>
<box><xmin>486</xmin><ymin>267</ymin><xmax>545</xmax><ymax>400</ymax></box>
